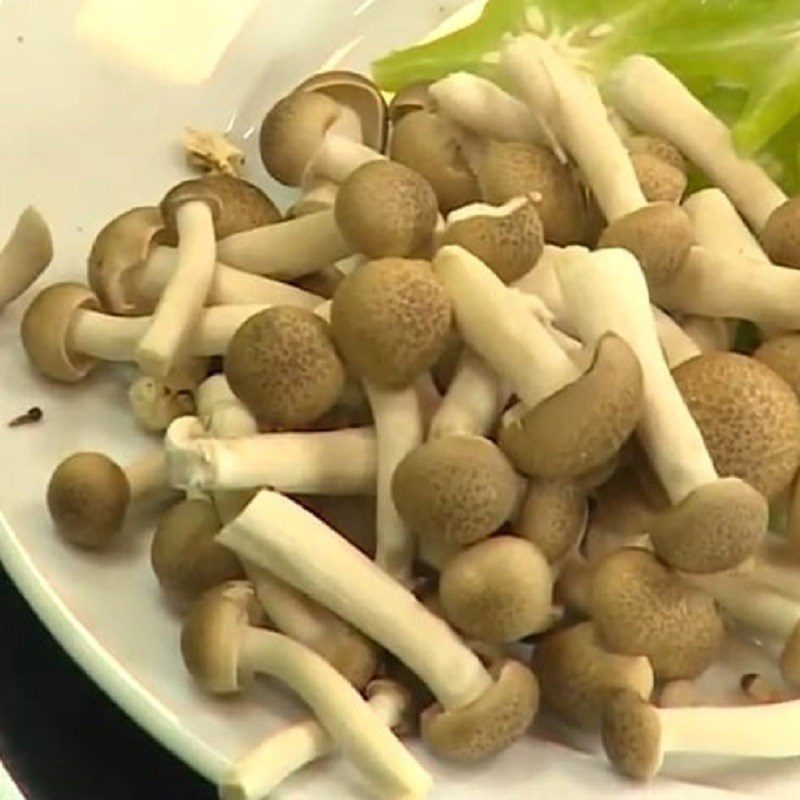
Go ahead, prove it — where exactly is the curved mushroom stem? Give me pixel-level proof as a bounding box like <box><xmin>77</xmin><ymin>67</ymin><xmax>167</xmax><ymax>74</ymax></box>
<box><xmin>303</xmin><ymin>132</ymin><xmax>384</xmax><ymax>186</ymax></box>
<box><xmin>649</xmin><ymin>307</ymin><xmax>702</xmax><ymax>369</ymax></box>
<box><xmin>135</xmin><ymin>201</ymin><xmax>217</xmax><ymax>378</ymax></box>
<box><xmin>606</xmin><ymin>55</ymin><xmax>787</xmax><ymax>231</ymax></box>
<box><xmin>222</xmin><ymin>679</ymin><xmax>409</xmax><ymax>800</ymax></box>
<box><xmin>0</xmin><ymin>207</ymin><xmax>53</xmax><ymax>309</ymax></box>
<box><xmin>164</xmin><ymin>417</ymin><xmax>377</xmax><ymax>495</ymax></box>
<box><xmin>124</xmin><ymin>448</ymin><xmax>169</xmax><ymax>498</ymax></box>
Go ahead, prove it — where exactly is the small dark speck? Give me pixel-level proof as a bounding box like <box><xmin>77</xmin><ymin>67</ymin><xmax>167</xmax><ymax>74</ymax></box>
<box><xmin>77</xmin><ymin>225</ymin><xmax>84</xmax><ymax>232</ymax></box>
<box><xmin>8</xmin><ymin>406</ymin><xmax>43</xmax><ymax>428</ymax></box>
<box><xmin>16</xmin><ymin>35</ymin><xmax>24</xmax><ymax>44</ymax></box>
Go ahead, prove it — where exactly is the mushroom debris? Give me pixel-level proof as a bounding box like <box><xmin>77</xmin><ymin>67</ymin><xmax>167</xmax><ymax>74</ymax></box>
<box><xmin>23</xmin><ymin>33</ymin><xmax>800</xmax><ymax>796</ymax></box>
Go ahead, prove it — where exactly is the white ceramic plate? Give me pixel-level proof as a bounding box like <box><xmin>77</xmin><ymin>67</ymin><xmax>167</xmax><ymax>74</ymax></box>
<box><xmin>0</xmin><ymin>2</ymin><xmax>797</xmax><ymax>798</ymax></box>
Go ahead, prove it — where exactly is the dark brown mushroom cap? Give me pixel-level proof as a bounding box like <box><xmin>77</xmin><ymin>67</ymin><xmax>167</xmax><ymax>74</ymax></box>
<box><xmin>598</xmin><ymin>202</ymin><xmax>693</xmax><ymax>287</ymax></box>
<box><xmin>627</xmin><ymin>135</ymin><xmax>686</xmax><ymax>174</ymax></box>
<box><xmin>499</xmin><ymin>333</ymin><xmax>643</xmax><ymax>479</ymax></box>
<box><xmin>601</xmin><ymin>688</ymin><xmax>663</xmax><ymax>781</ymax></box>
<box><xmin>421</xmin><ymin>660</ymin><xmax>539</xmax><ymax>761</ymax></box>
<box><xmin>755</xmin><ymin>334</ymin><xmax>800</xmax><ymax>399</ymax></box>
<box><xmin>780</xmin><ymin>622</ymin><xmax>800</xmax><ymax>688</ymax></box>
<box><xmin>389</xmin><ymin>110</ymin><xmax>480</xmax><ymax>213</ymax></box>
<box><xmin>440</xmin><ymin>198</ymin><xmax>545</xmax><ymax>284</ymax></box>
<box><xmin>160</xmin><ymin>175</ymin><xmax>280</xmax><ymax>243</ymax></box>
<box><xmin>334</xmin><ymin>160</ymin><xmax>439</xmax><ymax>259</ymax></box>
<box><xmin>672</xmin><ymin>352</ymin><xmax>800</xmax><ymax>500</ymax></box>
<box><xmin>21</xmin><ymin>282</ymin><xmax>101</xmax><ymax>383</ymax></box>
<box><xmin>649</xmin><ymin>477</ymin><xmax>768</xmax><ymax>573</ymax></box>
<box><xmin>589</xmin><ymin>548</ymin><xmax>725</xmax><ymax>680</ymax></box>
<box><xmin>46</xmin><ymin>452</ymin><xmax>130</xmax><ymax>549</ymax></box>
<box><xmin>388</xmin><ymin>83</ymin><xmax>435</xmax><ymax>123</ymax></box>
<box><xmin>631</xmin><ymin>153</ymin><xmax>687</xmax><ymax>204</ymax></box>
<box><xmin>477</xmin><ymin>140</ymin><xmax>587</xmax><ymax>246</ymax></box>
<box><xmin>87</xmin><ymin>206</ymin><xmax>163</xmax><ymax>315</ymax></box>
<box><xmin>761</xmin><ymin>196</ymin><xmax>800</xmax><ymax>269</ymax></box>
<box><xmin>225</xmin><ymin>305</ymin><xmax>345</xmax><ymax>429</ymax></box>
<box><xmin>392</xmin><ymin>436</ymin><xmax>520</xmax><ymax>546</ymax></box>
<box><xmin>331</xmin><ymin>257</ymin><xmax>452</xmax><ymax>387</ymax></box>
<box><xmin>150</xmin><ymin>498</ymin><xmax>243</xmax><ymax>601</ymax></box>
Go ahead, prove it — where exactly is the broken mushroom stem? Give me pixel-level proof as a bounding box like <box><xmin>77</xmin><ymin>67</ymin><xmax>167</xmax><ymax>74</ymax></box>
<box><xmin>0</xmin><ymin>206</ymin><xmax>53</xmax><ymax>309</ymax></box>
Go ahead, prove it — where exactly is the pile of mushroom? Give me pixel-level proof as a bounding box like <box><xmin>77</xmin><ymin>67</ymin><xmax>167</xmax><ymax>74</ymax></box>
<box><xmin>19</xmin><ymin>28</ymin><xmax>800</xmax><ymax>798</ymax></box>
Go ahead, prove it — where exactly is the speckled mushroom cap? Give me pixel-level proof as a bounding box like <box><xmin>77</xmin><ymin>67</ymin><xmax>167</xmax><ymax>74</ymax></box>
<box><xmin>389</xmin><ymin>110</ymin><xmax>480</xmax><ymax>213</ymax></box>
<box><xmin>626</xmin><ymin>135</ymin><xmax>686</xmax><ymax>174</ymax></box>
<box><xmin>779</xmin><ymin>622</ymin><xmax>800</xmax><ymax>688</ymax></box>
<box><xmin>598</xmin><ymin>203</ymin><xmax>693</xmax><ymax>287</ymax></box>
<box><xmin>160</xmin><ymin>175</ymin><xmax>280</xmax><ymax>244</ymax></box>
<box><xmin>601</xmin><ymin>688</ymin><xmax>663</xmax><ymax>780</ymax></box>
<box><xmin>87</xmin><ymin>206</ymin><xmax>164</xmax><ymax>315</ymax></box>
<box><xmin>151</xmin><ymin>498</ymin><xmax>243</xmax><ymax>601</ymax></box>
<box><xmin>439</xmin><ymin>536</ymin><xmax>555</xmax><ymax>643</ymax></box>
<box><xmin>331</xmin><ymin>257</ymin><xmax>452</xmax><ymax>387</ymax></box>
<box><xmin>761</xmin><ymin>196</ymin><xmax>800</xmax><ymax>269</ymax></box>
<box><xmin>388</xmin><ymin>83</ymin><xmax>434</xmax><ymax>123</ymax></box>
<box><xmin>532</xmin><ymin>621</ymin><xmax>654</xmax><ymax>731</ymax></box>
<box><xmin>225</xmin><ymin>306</ymin><xmax>345</xmax><ymax>429</ymax></box>
<box><xmin>420</xmin><ymin>659</ymin><xmax>539</xmax><ymax>761</ymax></box>
<box><xmin>649</xmin><ymin>477</ymin><xmax>768</xmax><ymax>573</ymax></box>
<box><xmin>631</xmin><ymin>153</ymin><xmax>687</xmax><ymax>204</ymax></box>
<box><xmin>515</xmin><ymin>479</ymin><xmax>588</xmax><ymax>563</ymax></box>
<box><xmin>21</xmin><ymin>282</ymin><xmax>101</xmax><ymax>383</ymax></box>
<box><xmin>180</xmin><ymin>580</ymin><xmax>263</xmax><ymax>694</ymax></box>
<box><xmin>477</xmin><ymin>140</ymin><xmax>587</xmax><ymax>246</ymax></box>
<box><xmin>440</xmin><ymin>198</ymin><xmax>545</xmax><ymax>284</ymax></box>
<box><xmin>392</xmin><ymin>435</ymin><xmax>520</xmax><ymax>546</ymax></box>
<box><xmin>755</xmin><ymin>335</ymin><xmax>800</xmax><ymax>398</ymax></box>
<box><xmin>46</xmin><ymin>452</ymin><xmax>131</xmax><ymax>549</ymax></box>
<box><xmin>589</xmin><ymin>548</ymin><xmax>725</xmax><ymax>680</ymax></box>
<box><xmin>499</xmin><ymin>333</ymin><xmax>644</xmax><ymax>479</ymax></box>
<box><xmin>334</xmin><ymin>160</ymin><xmax>439</xmax><ymax>259</ymax></box>
<box><xmin>672</xmin><ymin>352</ymin><xmax>800</xmax><ymax>500</ymax></box>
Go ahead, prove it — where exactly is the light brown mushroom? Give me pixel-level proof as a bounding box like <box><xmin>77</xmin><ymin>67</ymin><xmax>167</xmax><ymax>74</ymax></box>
<box><xmin>0</xmin><ymin>207</ymin><xmax>53</xmax><ymax>310</ymax></box>
<box><xmin>755</xmin><ymin>335</ymin><xmax>800</xmax><ymax>399</ymax></box>
<box><xmin>630</xmin><ymin>152</ymin><xmax>687</xmax><ymax>204</ymax></box>
<box><xmin>626</xmin><ymin>135</ymin><xmax>687</xmax><ymax>174</ymax></box>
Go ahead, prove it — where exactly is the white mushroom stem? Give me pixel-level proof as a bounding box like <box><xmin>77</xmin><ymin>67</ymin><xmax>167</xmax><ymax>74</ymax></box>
<box><xmin>135</xmin><ymin>246</ymin><xmax>323</xmax><ymax>309</ymax></box>
<box><xmin>124</xmin><ymin>448</ymin><xmax>169</xmax><ymax>497</ymax></box>
<box><xmin>555</xmin><ymin>246</ymin><xmax>717</xmax><ymax>504</ymax></box>
<box><xmin>677</xmin><ymin>317</ymin><xmax>731</xmax><ymax>355</ymax></box>
<box><xmin>413</xmin><ymin>372</ymin><xmax>442</xmax><ymax>430</ymax></box>
<box><xmin>365</xmin><ymin>381</ymin><xmax>424</xmax><ymax>583</ymax></box>
<box><xmin>500</xmin><ymin>35</ymin><xmax>646</xmax><ymax>222</ymax></box>
<box><xmin>218</xmin><ymin>490</ymin><xmax>495</xmax><ymax>710</ymax></box>
<box><xmin>0</xmin><ymin>207</ymin><xmax>53</xmax><ymax>309</ymax></box>
<box><xmin>68</xmin><ymin>304</ymin><xmax>268</xmax><ymax>362</ymax></box>
<box><xmin>196</xmin><ymin>374</ymin><xmax>259</xmax><ymax>439</ymax></box>
<box><xmin>222</xmin><ymin>680</ymin><xmax>409</xmax><ymax>800</ymax></box>
<box><xmin>607</xmin><ymin>55</ymin><xmax>787</xmax><ymax>231</ymax></box>
<box><xmin>164</xmin><ymin>417</ymin><xmax>377</xmax><ymax>495</ymax></box>
<box><xmin>134</xmin><ymin>201</ymin><xmax>216</xmax><ymax>378</ymax></box>
<box><xmin>216</xmin><ymin>210</ymin><xmax>352</xmax><ymax>279</ymax></box>
<box><xmin>650</xmin><ymin>307</ymin><xmax>701</xmax><ymax>369</ymax></box>
<box><xmin>303</xmin><ymin>133</ymin><xmax>384</xmax><ymax>186</ymax></box>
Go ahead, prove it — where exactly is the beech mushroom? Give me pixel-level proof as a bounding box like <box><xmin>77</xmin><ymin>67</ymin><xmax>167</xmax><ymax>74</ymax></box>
<box><xmin>21</xmin><ymin>283</ymin><xmax>268</xmax><ymax>383</ymax></box>
<box><xmin>555</xmin><ymin>246</ymin><xmax>768</xmax><ymax>573</ymax></box>
<box><xmin>47</xmin><ymin>448</ymin><xmax>167</xmax><ymax>548</ymax></box>
<box><xmin>755</xmin><ymin>335</ymin><xmax>800</xmax><ymax>399</ymax></box>
<box><xmin>0</xmin><ymin>207</ymin><xmax>53</xmax><ymax>309</ymax></box>
<box><xmin>533</xmin><ymin>621</ymin><xmax>654</xmax><ymax>730</ymax></box>
<box><xmin>589</xmin><ymin>548</ymin><xmax>724</xmax><ymax>680</ymax></box>
<box><xmin>627</xmin><ymin>135</ymin><xmax>686</xmax><ymax>174</ymax></box>
<box><xmin>630</xmin><ymin>153</ymin><xmax>687</xmax><ymax>204</ymax></box>
<box><xmin>217</xmin><ymin>491</ymin><xmax>540</xmax><ymax>762</ymax></box>
<box><xmin>181</xmin><ymin>582</ymin><xmax>430</xmax><ymax>798</ymax></box>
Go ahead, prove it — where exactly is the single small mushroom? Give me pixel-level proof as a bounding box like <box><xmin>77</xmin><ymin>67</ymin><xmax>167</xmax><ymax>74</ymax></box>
<box><xmin>181</xmin><ymin>582</ymin><xmax>431</xmax><ymax>798</ymax></box>
<box><xmin>630</xmin><ymin>152</ymin><xmax>687</xmax><ymax>204</ymax></box>
<box><xmin>438</xmin><ymin>536</ymin><xmax>558</xmax><ymax>643</ymax></box>
<box><xmin>589</xmin><ymin>548</ymin><xmax>724</xmax><ymax>681</ymax></box>
<box><xmin>0</xmin><ymin>207</ymin><xmax>53</xmax><ymax>309</ymax></box>
<box><xmin>532</xmin><ymin>621</ymin><xmax>654</xmax><ymax>730</ymax></box>
<box><xmin>217</xmin><ymin>491</ymin><xmax>541</xmax><ymax>762</ymax></box>
<box><xmin>47</xmin><ymin>448</ymin><xmax>167</xmax><ymax>548</ymax></box>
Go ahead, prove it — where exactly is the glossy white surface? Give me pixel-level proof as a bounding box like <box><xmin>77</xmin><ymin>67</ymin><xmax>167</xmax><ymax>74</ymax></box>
<box><xmin>0</xmin><ymin>1</ymin><xmax>797</xmax><ymax>797</ymax></box>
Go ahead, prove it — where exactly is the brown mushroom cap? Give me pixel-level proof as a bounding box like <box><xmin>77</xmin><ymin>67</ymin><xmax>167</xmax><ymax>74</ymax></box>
<box><xmin>421</xmin><ymin>659</ymin><xmax>539</xmax><ymax>761</ymax></box>
<box><xmin>150</xmin><ymin>498</ymin><xmax>243</xmax><ymax>601</ymax></box>
<box><xmin>499</xmin><ymin>333</ymin><xmax>643</xmax><ymax>479</ymax></box>
<box><xmin>392</xmin><ymin>436</ymin><xmax>520</xmax><ymax>546</ymax></box>
<box><xmin>672</xmin><ymin>352</ymin><xmax>800</xmax><ymax>500</ymax></box>
<box><xmin>631</xmin><ymin>153</ymin><xmax>687</xmax><ymax>204</ymax></box>
<box><xmin>779</xmin><ymin>622</ymin><xmax>800</xmax><ymax>688</ymax></box>
<box><xmin>225</xmin><ymin>305</ymin><xmax>345</xmax><ymax>429</ymax></box>
<box><xmin>314</xmin><ymin>624</ymin><xmax>380</xmax><ymax>692</ymax></box>
<box><xmin>627</xmin><ymin>135</ymin><xmax>686</xmax><ymax>174</ymax></box>
<box><xmin>21</xmin><ymin>282</ymin><xmax>101</xmax><ymax>382</ymax></box>
<box><xmin>589</xmin><ymin>548</ymin><xmax>725</xmax><ymax>680</ymax></box>
<box><xmin>477</xmin><ymin>140</ymin><xmax>587</xmax><ymax>246</ymax></box>
<box><xmin>532</xmin><ymin>621</ymin><xmax>654</xmax><ymax>730</ymax></box>
<box><xmin>649</xmin><ymin>477</ymin><xmax>768</xmax><ymax>573</ymax></box>
<box><xmin>755</xmin><ymin>334</ymin><xmax>800</xmax><ymax>398</ymax></box>
<box><xmin>87</xmin><ymin>206</ymin><xmax>163</xmax><ymax>315</ymax></box>
<box><xmin>439</xmin><ymin>536</ymin><xmax>555</xmax><ymax>643</ymax></box>
<box><xmin>440</xmin><ymin>198</ymin><xmax>545</xmax><ymax>284</ymax></box>
<box><xmin>601</xmin><ymin>688</ymin><xmax>663</xmax><ymax>781</ymax></box>
<box><xmin>388</xmin><ymin>83</ymin><xmax>434</xmax><ymax>123</ymax></box>
<box><xmin>761</xmin><ymin>196</ymin><xmax>800</xmax><ymax>269</ymax></box>
<box><xmin>389</xmin><ymin>109</ymin><xmax>480</xmax><ymax>213</ymax></box>
<box><xmin>334</xmin><ymin>160</ymin><xmax>439</xmax><ymax>259</ymax></box>
<box><xmin>331</xmin><ymin>257</ymin><xmax>452</xmax><ymax>387</ymax></box>
<box><xmin>598</xmin><ymin>202</ymin><xmax>693</xmax><ymax>287</ymax></box>
<box><xmin>46</xmin><ymin>452</ymin><xmax>131</xmax><ymax>549</ymax></box>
